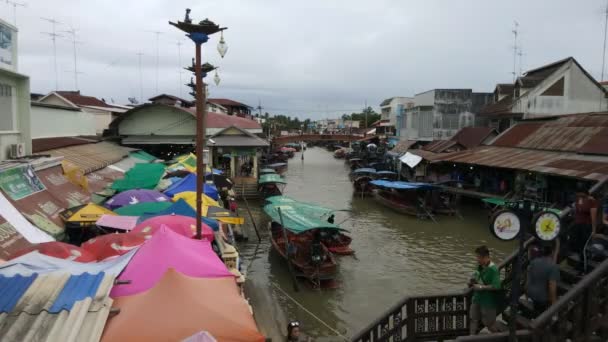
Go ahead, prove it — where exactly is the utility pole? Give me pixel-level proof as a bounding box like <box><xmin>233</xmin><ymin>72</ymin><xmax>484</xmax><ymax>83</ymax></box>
<box><xmin>6</xmin><ymin>0</ymin><xmax>26</xmax><ymax>26</ymax></box>
<box><xmin>518</xmin><ymin>44</ymin><xmax>524</xmax><ymax>77</ymax></box>
<box><xmin>364</xmin><ymin>99</ymin><xmax>368</xmax><ymax>130</ymax></box>
<box><xmin>136</xmin><ymin>52</ymin><xmax>144</xmax><ymax>102</ymax></box>
<box><xmin>41</xmin><ymin>17</ymin><xmax>63</xmax><ymax>90</ymax></box>
<box><xmin>512</xmin><ymin>21</ymin><xmax>519</xmax><ymax>82</ymax></box>
<box><xmin>177</xmin><ymin>40</ymin><xmax>183</xmax><ymax>97</ymax></box>
<box><xmin>146</xmin><ymin>30</ymin><xmax>164</xmax><ymax>95</ymax></box>
<box><xmin>601</xmin><ymin>0</ymin><xmax>608</xmax><ymax>111</ymax></box>
<box><xmin>62</xmin><ymin>27</ymin><xmax>82</xmax><ymax>90</ymax></box>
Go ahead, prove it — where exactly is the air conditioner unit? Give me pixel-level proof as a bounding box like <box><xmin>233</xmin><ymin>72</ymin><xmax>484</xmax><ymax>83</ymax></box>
<box><xmin>10</xmin><ymin>143</ymin><xmax>26</xmax><ymax>158</ymax></box>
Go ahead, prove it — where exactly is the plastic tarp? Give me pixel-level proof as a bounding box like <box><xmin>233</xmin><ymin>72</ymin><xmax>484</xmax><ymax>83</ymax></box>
<box><xmin>130</xmin><ymin>150</ymin><xmax>158</xmax><ymax>162</ymax></box>
<box><xmin>110</xmin><ymin>227</ymin><xmax>232</xmax><ymax>297</ymax></box>
<box><xmin>400</xmin><ymin>152</ymin><xmax>423</xmax><ymax>168</ymax></box>
<box><xmin>265</xmin><ymin>196</ymin><xmax>336</xmax><ymax>219</ymax></box>
<box><xmin>370</xmin><ymin>180</ymin><xmax>436</xmax><ymax>190</ymax></box>
<box><xmin>263</xmin><ymin>199</ymin><xmax>343</xmax><ymax>234</ymax></box>
<box><xmin>110</xmin><ymin>163</ymin><xmax>165</xmax><ymax>191</ymax></box>
<box><xmin>164</xmin><ymin>174</ymin><xmax>219</xmax><ymax>200</ymax></box>
<box><xmin>0</xmin><ymin>192</ymin><xmax>53</xmax><ymax>243</ymax></box>
<box><xmin>0</xmin><ymin>248</ymin><xmax>137</xmax><ymax>276</ymax></box>
<box><xmin>96</xmin><ymin>215</ymin><xmax>139</xmax><ymax>231</ymax></box>
<box><xmin>114</xmin><ymin>202</ymin><xmax>173</xmax><ymax>216</ymax></box>
<box><xmin>102</xmin><ymin>268</ymin><xmax>265</xmax><ymax>342</ymax></box>
<box><xmin>137</xmin><ymin>199</ymin><xmax>220</xmax><ymax>231</ymax></box>
<box><xmin>258</xmin><ymin>174</ymin><xmax>286</xmax><ymax>185</ymax></box>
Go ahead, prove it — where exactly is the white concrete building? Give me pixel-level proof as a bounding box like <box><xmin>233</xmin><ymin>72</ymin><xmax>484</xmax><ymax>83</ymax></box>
<box><xmin>379</xmin><ymin>97</ymin><xmax>415</xmax><ymax>133</ymax></box>
<box><xmin>30</xmin><ymin>102</ymin><xmax>96</xmax><ymax>139</ymax></box>
<box><xmin>0</xmin><ymin>19</ymin><xmax>31</xmax><ymax>160</ymax></box>
<box><xmin>479</xmin><ymin>57</ymin><xmax>608</xmax><ymax>132</ymax></box>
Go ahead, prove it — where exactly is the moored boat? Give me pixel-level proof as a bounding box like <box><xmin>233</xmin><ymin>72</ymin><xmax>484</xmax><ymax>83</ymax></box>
<box><xmin>370</xmin><ymin>180</ymin><xmax>437</xmax><ymax>219</ymax></box>
<box><xmin>265</xmin><ymin>162</ymin><xmax>288</xmax><ymax>174</ymax></box>
<box><xmin>257</xmin><ymin>173</ymin><xmax>287</xmax><ymax>198</ymax></box>
<box><xmin>350</xmin><ymin>168</ymin><xmax>377</xmax><ymax>197</ymax></box>
<box><xmin>374</xmin><ymin>170</ymin><xmax>398</xmax><ymax>181</ymax></box>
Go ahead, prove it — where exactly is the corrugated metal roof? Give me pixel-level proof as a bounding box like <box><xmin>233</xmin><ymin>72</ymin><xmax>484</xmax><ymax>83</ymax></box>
<box><xmin>391</xmin><ymin>140</ymin><xmax>417</xmax><ymax>154</ymax></box>
<box><xmin>0</xmin><ymin>272</ymin><xmax>114</xmax><ymax>342</ymax></box>
<box><xmin>492</xmin><ymin>122</ymin><xmax>544</xmax><ymax>147</ymax></box>
<box><xmin>451</xmin><ymin>127</ymin><xmax>497</xmax><ymax>148</ymax></box>
<box><xmin>0</xmin><ymin>274</ymin><xmax>38</xmax><ymax>313</ymax></box>
<box><xmin>434</xmin><ymin>146</ymin><xmax>608</xmax><ymax>181</ymax></box>
<box><xmin>32</xmin><ymin>137</ymin><xmax>98</xmax><ymax>153</ymax></box>
<box><xmin>39</xmin><ymin>142</ymin><xmax>133</xmax><ymax>174</ymax></box>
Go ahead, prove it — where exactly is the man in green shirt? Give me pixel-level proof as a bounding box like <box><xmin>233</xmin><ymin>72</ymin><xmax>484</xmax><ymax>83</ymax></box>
<box><xmin>469</xmin><ymin>245</ymin><xmax>501</xmax><ymax>334</ymax></box>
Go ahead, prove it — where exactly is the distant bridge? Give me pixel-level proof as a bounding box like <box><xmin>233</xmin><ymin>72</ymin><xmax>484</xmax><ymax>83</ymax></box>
<box><xmin>272</xmin><ymin>134</ymin><xmax>366</xmax><ymax>145</ymax></box>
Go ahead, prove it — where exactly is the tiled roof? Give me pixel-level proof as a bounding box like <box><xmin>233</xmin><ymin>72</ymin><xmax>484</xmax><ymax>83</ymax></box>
<box><xmin>207</xmin><ymin>98</ymin><xmax>251</xmax><ymax>108</ymax></box>
<box><xmin>0</xmin><ymin>272</ymin><xmax>114</xmax><ymax>342</ymax></box>
<box><xmin>32</xmin><ymin>137</ymin><xmax>99</xmax><ymax>153</ymax></box>
<box><xmin>56</xmin><ymin>91</ymin><xmax>111</xmax><ymax>108</ymax></box>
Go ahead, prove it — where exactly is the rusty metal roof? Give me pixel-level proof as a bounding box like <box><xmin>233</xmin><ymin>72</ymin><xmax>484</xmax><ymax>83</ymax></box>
<box><xmin>451</xmin><ymin>127</ymin><xmax>497</xmax><ymax>148</ymax></box>
<box><xmin>0</xmin><ymin>216</ymin><xmax>30</xmax><ymax>260</ymax></box>
<box><xmin>0</xmin><ymin>272</ymin><xmax>114</xmax><ymax>342</ymax></box>
<box><xmin>32</xmin><ymin>137</ymin><xmax>99</xmax><ymax>153</ymax></box>
<box><xmin>39</xmin><ymin>142</ymin><xmax>134</xmax><ymax>174</ymax></box>
<box><xmin>422</xmin><ymin>140</ymin><xmax>461</xmax><ymax>153</ymax></box>
<box><xmin>391</xmin><ymin>140</ymin><xmax>417</xmax><ymax>154</ymax></box>
<box><xmin>434</xmin><ymin>146</ymin><xmax>608</xmax><ymax>181</ymax></box>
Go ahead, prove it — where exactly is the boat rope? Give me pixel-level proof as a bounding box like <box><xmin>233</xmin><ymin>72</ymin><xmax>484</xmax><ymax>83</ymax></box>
<box><xmin>271</xmin><ymin>283</ymin><xmax>350</xmax><ymax>341</ymax></box>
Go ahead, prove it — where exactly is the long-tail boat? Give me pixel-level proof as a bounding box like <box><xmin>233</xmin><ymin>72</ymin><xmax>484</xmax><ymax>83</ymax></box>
<box><xmin>350</xmin><ymin>168</ymin><xmax>377</xmax><ymax>196</ymax></box>
<box><xmin>370</xmin><ymin>180</ymin><xmax>440</xmax><ymax>220</ymax></box>
<box><xmin>257</xmin><ymin>173</ymin><xmax>287</xmax><ymax>198</ymax></box>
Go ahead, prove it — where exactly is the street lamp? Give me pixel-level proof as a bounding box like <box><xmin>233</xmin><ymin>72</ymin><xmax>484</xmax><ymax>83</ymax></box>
<box><xmin>170</xmin><ymin>10</ymin><xmax>227</xmax><ymax>240</ymax></box>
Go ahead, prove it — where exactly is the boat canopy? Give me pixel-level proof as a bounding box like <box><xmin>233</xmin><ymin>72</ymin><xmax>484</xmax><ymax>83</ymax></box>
<box><xmin>376</xmin><ymin>171</ymin><xmax>397</xmax><ymax>175</ymax></box>
<box><xmin>259</xmin><ymin>168</ymin><xmax>277</xmax><ymax>175</ymax></box>
<box><xmin>266</xmin><ymin>163</ymin><xmax>287</xmax><ymax>169</ymax></box>
<box><xmin>348</xmin><ymin>158</ymin><xmax>362</xmax><ymax>162</ymax></box>
<box><xmin>264</xmin><ymin>202</ymin><xmax>344</xmax><ymax>234</ymax></box>
<box><xmin>258</xmin><ymin>174</ymin><xmax>287</xmax><ymax>185</ymax></box>
<box><xmin>352</xmin><ymin>168</ymin><xmax>377</xmax><ymax>174</ymax></box>
<box><xmin>370</xmin><ymin>180</ymin><xmax>436</xmax><ymax>190</ymax></box>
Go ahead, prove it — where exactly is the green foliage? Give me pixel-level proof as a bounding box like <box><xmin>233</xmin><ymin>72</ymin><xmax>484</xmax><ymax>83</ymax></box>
<box><xmin>342</xmin><ymin>107</ymin><xmax>380</xmax><ymax>128</ymax></box>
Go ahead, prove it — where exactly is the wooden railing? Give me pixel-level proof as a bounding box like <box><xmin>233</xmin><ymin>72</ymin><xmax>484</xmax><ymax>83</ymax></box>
<box><xmin>352</xmin><ymin>239</ymin><xmax>533</xmax><ymax>342</ymax></box>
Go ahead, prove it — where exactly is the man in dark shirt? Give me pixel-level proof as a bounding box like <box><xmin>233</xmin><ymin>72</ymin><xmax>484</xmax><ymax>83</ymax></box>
<box><xmin>526</xmin><ymin>244</ymin><xmax>559</xmax><ymax>317</ymax></box>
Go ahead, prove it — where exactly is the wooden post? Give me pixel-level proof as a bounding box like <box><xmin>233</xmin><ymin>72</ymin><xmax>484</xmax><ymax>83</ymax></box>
<box><xmin>194</xmin><ymin>42</ymin><xmax>205</xmax><ymax>240</ymax></box>
<box><xmin>277</xmin><ymin>207</ymin><xmax>299</xmax><ymax>292</ymax></box>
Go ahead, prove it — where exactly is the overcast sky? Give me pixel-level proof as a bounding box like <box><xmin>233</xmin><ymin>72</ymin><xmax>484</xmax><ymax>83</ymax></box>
<box><xmin>3</xmin><ymin>0</ymin><xmax>608</xmax><ymax>119</ymax></box>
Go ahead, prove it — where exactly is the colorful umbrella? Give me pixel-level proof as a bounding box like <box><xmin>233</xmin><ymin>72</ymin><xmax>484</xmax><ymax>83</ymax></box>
<box><xmin>114</xmin><ymin>202</ymin><xmax>173</xmax><ymax>216</ymax></box>
<box><xmin>96</xmin><ymin>215</ymin><xmax>139</xmax><ymax>231</ymax></box>
<box><xmin>60</xmin><ymin>203</ymin><xmax>116</xmax><ymax>228</ymax></box>
<box><xmin>132</xmin><ymin>215</ymin><xmax>214</xmax><ymax>241</ymax></box>
<box><xmin>10</xmin><ymin>242</ymin><xmax>96</xmax><ymax>262</ymax></box>
<box><xmin>173</xmin><ymin>191</ymin><xmax>219</xmax><ymax>208</ymax></box>
<box><xmin>82</xmin><ymin>231</ymin><xmax>151</xmax><ymax>261</ymax></box>
<box><xmin>105</xmin><ymin>189</ymin><xmax>171</xmax><ymax>210</ymax></box>
<box><xmin>164</xmin><ymin>174</ymin><xmax>219</xmax><ymax>200</ymax></box>
<box><xmin>137</xmin><ymin>199</ymin><xmax>220</xmax><ymax>231</ymax></box>
<box><xmin>172</xmin><ymin>192</ymin><xmax>243</xmax><ymax>224</ymax></box>
<box><xmin>163</xmin><ymin>170</ymin><xmax>192</xmax><ymax>179</ymax></box>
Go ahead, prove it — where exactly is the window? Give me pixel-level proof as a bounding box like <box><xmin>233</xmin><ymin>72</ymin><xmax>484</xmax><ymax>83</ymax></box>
<box><xmin>0</xmin><ymin>83</ymin><xmax>15</xmax><ymax>131</ymax></box>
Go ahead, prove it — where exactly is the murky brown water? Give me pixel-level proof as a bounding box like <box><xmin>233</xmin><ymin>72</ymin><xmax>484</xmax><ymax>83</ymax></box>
<box><xmin>239</xmin><ymin>147</ymin><xmax>515</xmax><ymax>341</ymax></box>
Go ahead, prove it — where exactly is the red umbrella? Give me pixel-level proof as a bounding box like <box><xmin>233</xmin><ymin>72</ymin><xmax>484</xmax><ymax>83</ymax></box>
<box><xmin>9</xmin><ymin>242</ymin><xmax>96</xmax><ymax>262</ymax></box>
<box><xmin>82</xmin><ymin>232</ymin><xmax>151</xmax><ymax>261</ymax></box>
<box><xmin>132</xmin><ymin>215</ymin><xmax>215</xmax><ymax>241</ymax></box>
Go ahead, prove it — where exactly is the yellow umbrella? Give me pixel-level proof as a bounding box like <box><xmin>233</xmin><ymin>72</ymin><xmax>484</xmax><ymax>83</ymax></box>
<box><xmin>168</xmin><ymin>154</ymin><xmax>212</xmax><ymax>173</ymax></box>
<box><xmin>173</xmin><ymin>191</ymin><xmax>244</xmax><ymax>225</ymax></box>
<box><xmin>59</xmin><ymin>203</ymin><xmax>116</xmax><ymax>228</ymax></box>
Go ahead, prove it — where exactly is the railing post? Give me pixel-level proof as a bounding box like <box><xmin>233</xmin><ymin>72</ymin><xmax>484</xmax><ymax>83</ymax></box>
<box><xmin>406</xmin><ymin>298</ymin><xmax>415</xmax><ymax>341</ymax></box>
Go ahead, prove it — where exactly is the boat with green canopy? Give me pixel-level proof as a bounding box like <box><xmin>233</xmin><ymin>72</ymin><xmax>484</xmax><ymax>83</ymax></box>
<box><xmin>257</xmin><ymin>174</ymin><xmax>287</xmax><ymax>198</ymax></box>
<box><xmin>259</xmin><ymin>168</ymin><xmax>277</xmax><ymax>176</ymax></box>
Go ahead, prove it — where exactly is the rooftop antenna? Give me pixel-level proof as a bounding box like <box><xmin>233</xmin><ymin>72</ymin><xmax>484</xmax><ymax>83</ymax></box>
<box><xmin>512</xmin><ymin>20</ymin><xmax>519</xmax><ymax>82</ymax></box>
<box><xmin>518</xmin><ymin>43</ymin><xmax>525</xmax><ymax>77</ymax></box>
<box><xmin>177</xmin><ymin>40</ymin><xmax>183</xmax><ymax>97</ymax></box>
<box><xmin>61</xmin><ymin>26</ymin><xmax>83</xmax><ymax>90</ymax></box>
<box><xmin>256</xmin><ymin>99</ymin><xmax>263</xmax><ymax>117</ymax></box>
<box><xmin>136</xmin><ymin>52</ymin><xmax>144</xmax><ymax>103</ymax></box>
<box><xmin>41</xmin><ymin>17</ymin><xmax>63</xmax><ymax>90</ymax></box>
<box><xmin>5</xmin><ymin>0</ymin><xmax>26</xmax><ymax>25</ymax></box>
<box><xmin>146</xmin><ymin>30</ymin><xmax>164</xmax><ymax>95</ymax></box>
<box><xmin>601</xmin><ymin>0</ymin><xmax>608</xmax><ymax>111</ymax></box>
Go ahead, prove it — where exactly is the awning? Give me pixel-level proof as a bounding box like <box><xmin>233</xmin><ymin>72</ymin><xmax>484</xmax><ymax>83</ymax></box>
<box><xmin>400</xmin><ymin>152</ymin><xmax>423</xmax><ymax>168</ymax></box>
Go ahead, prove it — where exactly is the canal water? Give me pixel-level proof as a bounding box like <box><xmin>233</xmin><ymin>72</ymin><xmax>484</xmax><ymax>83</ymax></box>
<box><xmin>239</xmin><ymin>147</ymin><xmax>515</xmax><ymax>341</ymax></box>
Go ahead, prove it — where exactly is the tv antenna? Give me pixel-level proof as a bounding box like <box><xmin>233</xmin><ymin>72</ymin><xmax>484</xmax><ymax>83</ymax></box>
<box><xmin>5</xmin><ymin>0</ymin><xmax>26</xmax><ymax>25</ymax></box>
<box><xmin>256</xmin><ymin>99</ymin><xmax>263</xmax><ymax>117</ymax></box>
<box><xmin>136</xmin><ymin>52</ymin><xmax>144</xmax><ymax>102</ymax></box>
<box><xmin>146</xmin><ymin>30</ymin><xmax>164</xmax><ymax>95</ymax></box>
<box><xmin>512</xmin><ymin>21</ymin><xmax>519</xmax><ymax>82</ymax></box>
<box><xmin>518</xmin><ymin>44</ymin><xmax>525</xmax><ymax>77</ymax></box>
<box><xmin>61</xmin><ymin>27</ymin><xmax>83</xmax><ymax>90</ymax></box>
<box><xmin>41</xmin><ymin>17</ymin><xmax>63</xmax><ymax>90</ymax></box>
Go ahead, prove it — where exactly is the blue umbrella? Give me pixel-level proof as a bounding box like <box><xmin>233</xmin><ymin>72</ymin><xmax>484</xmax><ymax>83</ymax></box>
<box><xmin>137</xmin><ymin>199</ymin><xmax>220</xmax><ymax>231</ymax></box>
<box><xmin>163</xmin><ymin>173</ymin><xmax>219</xmax><ymax>200</ymax></box>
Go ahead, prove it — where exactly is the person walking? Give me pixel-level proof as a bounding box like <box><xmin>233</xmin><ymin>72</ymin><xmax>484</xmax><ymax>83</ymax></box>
<box><xmin>469</xmin><ymin>246</ymin><xmax>501</xmax><ymax>334</ymax></box>
<box><xmin>526</xmin><ymin>243</ymin><xmax>559</xmax><ymax>317</ymax></box>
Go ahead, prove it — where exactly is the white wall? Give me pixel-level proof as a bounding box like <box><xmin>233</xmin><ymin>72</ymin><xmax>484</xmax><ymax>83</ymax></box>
<box><xmin>30</xmin><ymin>105</ymin><xmax>96</xmax><ymax>138</ymax></box>
<box><xmin>119</xmin><ymin>106</ymin><xmax>195</xmax><ymax>136</ymax></box>
<box><xmin>0</xmin><ymin>70</ymin><xmax>30</xmax><ymax>160</ymax></box>
<box><xmin>414</xmin><ymin>90</ymin><xmax>436</xmax><ymax>106</ymax></box>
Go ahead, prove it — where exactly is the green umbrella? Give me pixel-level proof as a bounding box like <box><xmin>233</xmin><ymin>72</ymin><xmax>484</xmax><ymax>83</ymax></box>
<box><xmin>114</xmin><ymin>202</ymin><xmax>172</xmax><ymax>216</ymax></box>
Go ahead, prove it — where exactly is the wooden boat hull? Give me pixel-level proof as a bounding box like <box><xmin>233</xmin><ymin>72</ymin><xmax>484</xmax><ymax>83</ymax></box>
<box><xmin>372</xmin><ymin>190</ymin><xmax>420</xmax><ymax>217</ymax></box>
<box><xmin>258</xmin><ymin>184</ymin><xmax>283</xmax><ymax>198</ymax></box>
<box><xmin>269</xmin><ymin>223</ymin><xmax>338</xmax><ymax>282</ymax></box>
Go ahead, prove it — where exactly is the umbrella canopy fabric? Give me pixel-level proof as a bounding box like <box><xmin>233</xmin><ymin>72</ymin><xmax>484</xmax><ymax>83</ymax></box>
<box><xmin>164</xmin><ymin>174</ymin><xmax>219</xmax><ymax>200</ymax></box>
<box><xmin>175</xmin><ymin>194</ymin><xmax>244</xmax><ymax>225</ymax></box>
<box><xmin>60</xmin><ymin>203</ymin><xmax>116</xmax><ymax>228</ymax></box>
<box><xmin>132</xmin><ymin>215</ymin><xmax>214</xmax><ymax>241</ymax></box>
<box><xmin>96</xmin><ymin>215</ymin><xmax>139</xmax><ymax>231</ymax></box>
<box><xmin>110</xmin><ymin>163</ymin><xmax>165</xmax><ymax>192</ymax></box>
<box><xmin>105</xmin><ymin>190</ymin><xmax>171</xmax><ymax>210</ymax></box>
<box><xmin>182</xmin><ymin>331</ymin><xmax>217</xmax><ymax>342</ymax></box>
<box><xmin>9</xmin><ymin>242</ymin><xmax>96</xmax><ymax>262</ymax></box>
<box><xmin>204</xmin><ymin>174</ymin><xmax>233</xmax><ymax>190</ymax></box>
<box><xmin>82</xmin><ymin>231</ymin><xmax>151</xmax><ymax>261</ymax></box>
<box><xmin>163</xmin><ymin>170</ymin><xmax>192</xmax><ymax>179</ymax></box>
<box><xmin>114</xmin><ymin>202</ymin><xmax>173</xmax><ymax>216</ymax></box>
<box><xmin>110</xmin><ymin>227</ymin><xmax>232</xmax><ymax>297</ymax></box>
<box><xmin>137</xmin><ymin>199</ymin><xmax>220</xmax><ymax>231</ymax></box>
<box><xmin>102</xmin><ymin>269</ymin><xmax>265</xmax><ymax>342</ymax></box>
<box><xmin>173</xmin><ymin>191</ymin><xmax>220</xmax><ymax>208</ymax></box>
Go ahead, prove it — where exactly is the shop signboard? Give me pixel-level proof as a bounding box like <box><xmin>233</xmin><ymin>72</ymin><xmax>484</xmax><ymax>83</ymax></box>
<box><xmin>0</xmin><ymin>165</ymin><xmax>46</xmax><ymax>201</ymax></box>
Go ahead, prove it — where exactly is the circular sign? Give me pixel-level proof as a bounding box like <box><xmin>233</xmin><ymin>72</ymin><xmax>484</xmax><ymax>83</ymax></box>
<box><xmin>490</xmin><ymin>210</ymin><xmax>521</xmax><ymax>241</ymax></box>
<box><xmin>534</xmin><ymin>211</ymin><xmax>561</xmax><ymax>241</ymax></box>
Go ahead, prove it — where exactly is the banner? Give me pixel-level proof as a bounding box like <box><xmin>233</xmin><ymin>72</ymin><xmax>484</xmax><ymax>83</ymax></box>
<box><xmin>0</xmin><ymin>165</ymin><xmax>46</xmax><ymax>200</ymax></box>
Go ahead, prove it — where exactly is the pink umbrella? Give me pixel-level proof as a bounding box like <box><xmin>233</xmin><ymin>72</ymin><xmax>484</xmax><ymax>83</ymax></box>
<box><xmin>110</xmin><ymin>226</ymin><xmax>232</xmax><ymax>297</ymax></box>
<box><xmin>131</xmin><ymin>215</ymin><xmax>214</xmax><ymax>241</ymax></box>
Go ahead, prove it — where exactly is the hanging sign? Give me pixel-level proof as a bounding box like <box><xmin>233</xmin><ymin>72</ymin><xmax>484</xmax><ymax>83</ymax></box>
<box><xmin>490</xmin><ymin>209</ymin><xmax>521</xmax><ymax>241</ymax></box>
<box><xmin>0</xmin><ymin>165</ymin><xmax>46</xmax><ymax>201</ymax></box>
<box><xmin>533</xmin><ymin>211</ymin><xmax>561</xmax><ymax>241</ymax></box>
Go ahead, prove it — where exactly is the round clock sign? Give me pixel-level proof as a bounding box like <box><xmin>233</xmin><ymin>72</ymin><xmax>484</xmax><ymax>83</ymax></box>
<box><xmin>491</xmin><ymin>210</ymin><xmax>521</xmax><ymax>241</ymax></box>
<box><xmin>533</xmin><ymin>211</ymin><xmax>561</xmax><ymax>241</ymax></box>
